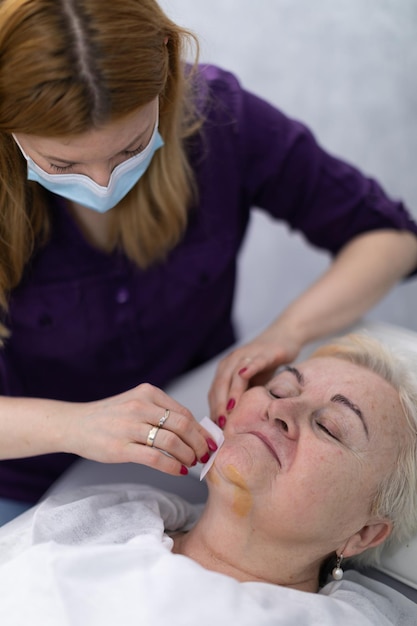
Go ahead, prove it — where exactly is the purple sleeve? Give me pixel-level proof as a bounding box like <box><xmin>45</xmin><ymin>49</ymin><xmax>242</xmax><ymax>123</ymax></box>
<box><xmin>204</xmin><ymin>66</ymin><xmax>417</xmax><ymax>256</ymax></box>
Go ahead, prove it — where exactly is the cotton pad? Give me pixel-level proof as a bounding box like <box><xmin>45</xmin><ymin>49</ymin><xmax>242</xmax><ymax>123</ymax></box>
<box><xmin>199</xmin><ymin>416</ymin><xmax>225</xmax><ymax>480</ymax></box>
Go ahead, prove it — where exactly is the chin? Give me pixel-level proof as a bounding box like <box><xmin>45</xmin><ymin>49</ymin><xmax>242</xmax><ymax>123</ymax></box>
<box><xmin>210</xmin><ymin>440</ymin><xmax>257</xmax><ymax>485</ymax></box>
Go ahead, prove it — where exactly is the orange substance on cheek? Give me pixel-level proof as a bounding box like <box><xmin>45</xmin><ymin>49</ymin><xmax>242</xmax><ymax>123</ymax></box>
<box><xmin>224</xmin><ymin>464</ymin><xmax>253</xmax><ymax>517</ymax></box>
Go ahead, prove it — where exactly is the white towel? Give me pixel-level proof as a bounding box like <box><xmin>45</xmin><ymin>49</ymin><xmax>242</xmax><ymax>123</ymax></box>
<box><xmin>0</xmin><ymin>484</ymin><xmax>415</xmax><ymax>626</ymax></box>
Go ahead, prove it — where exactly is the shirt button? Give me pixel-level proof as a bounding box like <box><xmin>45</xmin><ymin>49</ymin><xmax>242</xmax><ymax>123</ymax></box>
<box><xmin>116</xmin><ymin>287</ymin><xmax>130</xmax><ymax>304</ymax></box>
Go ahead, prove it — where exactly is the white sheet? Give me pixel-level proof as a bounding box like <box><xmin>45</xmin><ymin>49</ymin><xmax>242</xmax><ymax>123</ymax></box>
<box><xmin>0</xmin><ymin>484</ymin><xmax>415</xmax><ymax>626</ymax></box>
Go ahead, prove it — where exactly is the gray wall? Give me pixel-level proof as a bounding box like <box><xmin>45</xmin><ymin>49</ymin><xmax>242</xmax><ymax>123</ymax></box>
<box><xmin>160</xmin><ymin>0</ymin><xmax>417</xmax><ymax>338</ymax></box>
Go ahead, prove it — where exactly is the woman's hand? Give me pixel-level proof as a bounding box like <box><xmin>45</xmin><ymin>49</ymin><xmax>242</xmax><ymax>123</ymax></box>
<box><xmin>208</xmin><ymin>325</ymin><xmax>301</xmax><ymax>426</ymax></box>
<box><xmin>64</xmin><ymin>383</ymin><xmax>214</xmax><ymax>476</ymax></box>
<box><xmin>209</xmin><ymin>231</ymin><xmax>417</xmax><ymax>427</ymax></box>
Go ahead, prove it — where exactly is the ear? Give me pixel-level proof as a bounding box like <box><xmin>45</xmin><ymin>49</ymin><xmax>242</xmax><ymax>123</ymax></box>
<box><xmin>340</xmin><ymin>519</ymin><xmax>393</xmax><ymax>558</ymax></box>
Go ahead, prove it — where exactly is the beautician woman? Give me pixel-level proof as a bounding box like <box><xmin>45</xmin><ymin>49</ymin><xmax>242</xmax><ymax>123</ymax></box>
<box><xmin>0</xmin><ymin>0</ymin><xmax>416</xmax><ymax>524</ymax></box>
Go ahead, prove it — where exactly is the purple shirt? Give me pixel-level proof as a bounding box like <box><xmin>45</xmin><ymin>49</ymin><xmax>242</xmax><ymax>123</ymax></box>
<box><xmin>2</xmin><ymin>65</ymin><xmax>417</xmax><ymax>502</ymax></box>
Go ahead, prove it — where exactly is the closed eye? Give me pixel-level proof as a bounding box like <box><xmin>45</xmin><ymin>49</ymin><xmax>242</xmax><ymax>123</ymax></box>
<box><xmin>317</xmin><ymin>422</ymin><xmax>339</xmax><ymax>441</ymax></box>
<box><xmin>123</xmin><ymin>144</ymin><xmax>144</xmax><ymax>156</ymax></box>
<box><xmin>268</xmin><ymin>390</ymin><xmax>281</xmax><ymax>399</ymax></box>
<box><xmin>48</xmin><ymin>142</ymin><xmax>145</xmax><ymax>173</ymax></box>
<box><xmin>50</xmin><ymin>163</ymin><xmax>74</xmax><ymax>173</ymax></box>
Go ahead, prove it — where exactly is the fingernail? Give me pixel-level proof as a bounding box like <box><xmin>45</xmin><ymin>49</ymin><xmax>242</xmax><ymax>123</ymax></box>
<box><xmin>207</xmin><ymin>438</ymin><xmax>218</xmax><ymax>452</ymax></box>
<box><xmin>200</xmin><ymin>452</ymin><xmax>210</xmax><ymax>464</ymax></box>
<box><xmin>226</xmin><ymin>398</ymin><xmax>235</xmax><ymax>411</ymax></box>
<box><xmin>191</xmin><ymin>456</ymin><xmax>197</xmax><ymax>467</ymax></box>
<box><xmin>238</xmin><ymin>367</ymin><xmax>248</xmax><ymax>376</ymax></box>
<box><xmin>180</xmin><ymin>465</ymin><xmax>189</xmax><ymax>475</ymax></box>
<box><xmin>218</xmin><ymin>415</ymin><xmax>227</xmax><ymax>429</ymax></box>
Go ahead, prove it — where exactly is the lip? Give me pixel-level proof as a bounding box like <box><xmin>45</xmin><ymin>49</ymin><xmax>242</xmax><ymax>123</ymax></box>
<box><xmin>249</xmin><ymin>431</ymin><xmax>281</xmax><ymax>467</ymax></box>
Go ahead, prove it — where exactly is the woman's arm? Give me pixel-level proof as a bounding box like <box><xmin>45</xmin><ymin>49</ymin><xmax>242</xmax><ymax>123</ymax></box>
<box><xmin>271</xmin><ymin>229</ymin><xmax>417</xmax><ymax>346</ymax></box>
<box><xmin>0</xmin><ymin>383</ymin><xmax>213</xmax><ymax>474</ymax></box>
<box><xmin>208</xmin><ymin>229</ymin><xmax>417</xmax><ymax>421</ymax></box>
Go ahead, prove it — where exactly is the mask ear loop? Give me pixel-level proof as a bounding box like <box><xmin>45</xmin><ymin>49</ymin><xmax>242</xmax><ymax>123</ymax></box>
<box><xmin>332</xmin><ymin>553</ymin><xmax>344</xmax><ymax>580</ymax></box>
<box><xmin>12</xmin><ymin>134</ymin><xmax>30</xmax><ymax>160</ymax></box>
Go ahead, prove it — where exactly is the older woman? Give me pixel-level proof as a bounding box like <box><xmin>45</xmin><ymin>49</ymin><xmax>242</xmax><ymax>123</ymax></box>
<box><xmin>174</xmin><ymin>334</ymin><xmax>417</xmax><ymax>590</ymax></box>
<box><xmin>0</xmin><ymin>334</ymin><xmax>416</xmax><ymax>625</ymax></box>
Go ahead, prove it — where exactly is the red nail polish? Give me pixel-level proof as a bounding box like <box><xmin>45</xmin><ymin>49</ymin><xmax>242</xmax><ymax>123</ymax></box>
<box><xmin>180</xmin><ymin>465</ymin><xmax>188</xmax><ymax>475</ymax></box>
<box><xmin>238</xmin><ymin>367</ymin><xmax>248</xmax><ymax>376</ymax></box>
<box><xmin>226</xmin><ymin>398</ymin><xmax>235</xmax><ymax>411</ymax></box>
<box><xmin>218</xmin><ymin>415</ymin><xmax>227</xmax><ymax>429</ymax></box>
<box><xmin>207</xmin><ymin>438</ymin><xmax>218</xmax><ymax>452</ymax></box>
<box><xmin>200</xmin><ymin>452</ymin><xmax>210</xmax><ymax>464</ymax></box>
<box><xmin>191</xmin><ymin>456</ymin><xmax>197</xmax><ymax>467</ymax></box>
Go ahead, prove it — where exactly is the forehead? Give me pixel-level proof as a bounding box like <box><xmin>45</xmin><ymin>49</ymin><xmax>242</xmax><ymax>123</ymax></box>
<box><xmin>278</xmin><ymin>355</ymin><xmax>388</xmax><ymax>388</ymax></box>
<box><xmin>18</xmin><ymin>100</ymin><xmax>156</xmax><ymax>160</ymax></box>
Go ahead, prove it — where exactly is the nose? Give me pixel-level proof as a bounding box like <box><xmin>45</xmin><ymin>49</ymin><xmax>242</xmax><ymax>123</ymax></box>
<box><xmin>84</xmin><ymin>163</ymin><xmax>113</xmax><ymax>187</ymax></box>
<box><xmin>268</xmin><ymin>398</ymin><xmax>302</xmax><ymax>440</ymax></box>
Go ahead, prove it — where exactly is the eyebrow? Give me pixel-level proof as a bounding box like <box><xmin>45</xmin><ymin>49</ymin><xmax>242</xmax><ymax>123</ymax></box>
<box><xmin>283</xmin><ymin>365</ymin><xmax>305</xmax><ymax>385</ymax></box>
<box><xmin>42</xmin><ymin>125</ymin><xmax>152</xmax><ymax>165</ymax></box>
<box><xmin>283</xmin><ymin>366</ymin><xmax>369</xmax><ymax>438</ymax></box>
<box><xmin>331</xmin><ymin>394</ymin><xmax>369</xmax><ymax>438</ymax></box>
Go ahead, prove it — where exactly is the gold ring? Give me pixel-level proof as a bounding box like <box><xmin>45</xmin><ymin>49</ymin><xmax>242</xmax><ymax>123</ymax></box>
<box><xmin>146</xmin><ymin>425</ymin><xmax>160</xmax><ymax>447</ymax></box>
<box><xmin>158</xmin><ymin>408</ymin><xmax>170</xmax><ymax>428</ymax></box>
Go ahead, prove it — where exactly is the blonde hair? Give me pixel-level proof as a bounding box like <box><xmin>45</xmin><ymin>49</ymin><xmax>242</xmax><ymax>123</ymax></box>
<box><xmin>0</xmin><ymin>0</ymin><xmax>202</xmax><ymax>338</ymax></box>
<box><xmin>312</xmin><ymin>333</ymin><xmax>417</xmax><ymax>567</ymax></box>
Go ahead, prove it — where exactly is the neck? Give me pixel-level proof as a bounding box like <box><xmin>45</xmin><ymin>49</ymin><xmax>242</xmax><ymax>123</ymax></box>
<box><xmin>172</xmin><ymin>498</ymin><xmax>321</xmax><ymax>593</ymax></box>
<box><xmin>67</xmin><ymin>200</ymin><xmax>113</xmax><ymax>251</ymax></box>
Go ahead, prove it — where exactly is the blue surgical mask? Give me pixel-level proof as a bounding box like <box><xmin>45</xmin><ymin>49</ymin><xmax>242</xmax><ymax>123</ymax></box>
<box><xmin>13</xmin><ymin>120</ymin><xmax>164</xmax><ymax>213</ymax></box>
